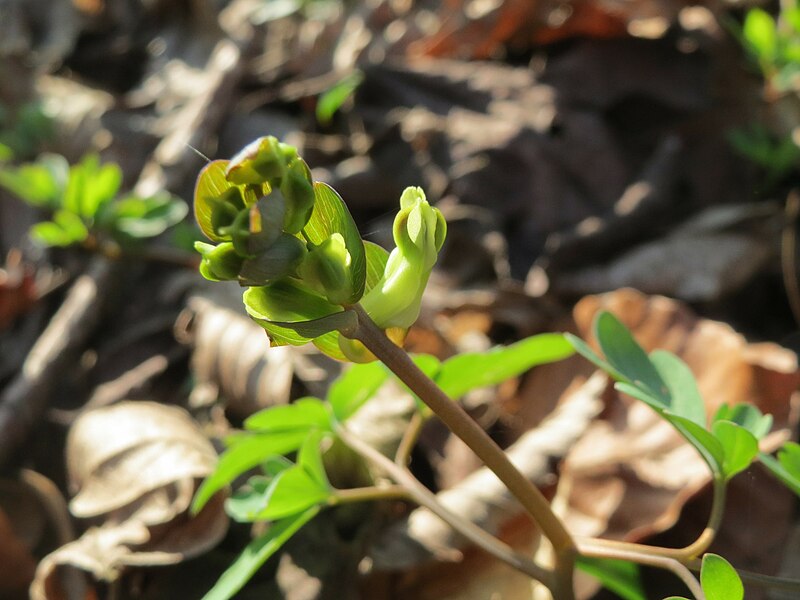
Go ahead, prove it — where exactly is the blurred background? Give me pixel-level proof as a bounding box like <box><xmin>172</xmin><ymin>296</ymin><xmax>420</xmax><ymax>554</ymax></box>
<box><xmin>1</xmin><ymin>1</ymin><xmax>800</xmax><ymax>599</ymax></box>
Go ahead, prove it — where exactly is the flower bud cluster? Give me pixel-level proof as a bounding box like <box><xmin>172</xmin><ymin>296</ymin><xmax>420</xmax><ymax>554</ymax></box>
<box><xmin>195</xmin><ymin>136</ymin><xmax>316</xmax><ymax>287</ymax></box>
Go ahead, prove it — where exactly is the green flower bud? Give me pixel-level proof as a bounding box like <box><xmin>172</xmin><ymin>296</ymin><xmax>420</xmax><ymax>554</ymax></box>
<box><xmin>208</xmin><ymin>187</ymin><xmax>246</xmax><ymax>240</ymax></box>
<box><xmin>300</xmin><ymin>233</ymin><xmax>354</xmax><ymax>305</ymax></box>
<box><xmin>238</xmin><ymin>233</ymin><xmax>307</xmax><ymax>286</ymax></box>
<box><xmin>279</xmin><ymin>158</ymin><xmax>315</xmax><ymax>234</ymax></box>
<box><xmin>247</xmin><ymin>194</ymin><xmax>285</xmax><ymax>255</ymax></box>
<box><xmin>195</xmin><ymin>241</ymin><xmax>244</xmax><ymax>281</ymax></box>
<box><xmin>220</xmin><ymin>208</ymin><xmax>252</xmax><ymax>257</ymax></box>
<box><xmin>359</xmin><ymin>187</ymin><xmax>446</xmax><ymax>329</ymax></box>
<box><xmin>226</xmin><ymin>136</ymin><xmax>298</xmax><ymax>185</ymax></box>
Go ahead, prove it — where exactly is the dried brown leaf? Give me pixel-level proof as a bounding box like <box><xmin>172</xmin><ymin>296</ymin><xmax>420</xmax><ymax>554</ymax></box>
<box><xmin>563</xmin><ymin>288</ymin><xmax>799</xmax><ymax>544</ymax></box>
<box><xmin>31</xmin><ymin>401</ymin><xmax>228</xmax><ymax>600</ymax></box>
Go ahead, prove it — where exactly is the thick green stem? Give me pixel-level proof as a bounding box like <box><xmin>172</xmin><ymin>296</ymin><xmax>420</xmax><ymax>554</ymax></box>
<box><xmin>336</xmin><ymin>422</ymin><xmax>554</xmax><ymax>587</ymax></box>
<box><xmin>349</xmin><ymin>305</ymin><xmax>576</xmax><ymax>597</ymax></box>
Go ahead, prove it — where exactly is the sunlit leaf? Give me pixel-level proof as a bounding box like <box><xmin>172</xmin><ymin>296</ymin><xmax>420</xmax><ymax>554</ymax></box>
<box><xmin>0</xmin><ymin>153</ymin><xmax>68</xmax><ymax>208</ymax></box>
<box><xmin>576</xmin><ymin>556</ymin><xmax>646</xmax><ymax>600</ymax></box>
<box><xmin>435</xmin><ymin>333</ymin><xmax>575</xmax><ymax>400</ymax></box>
<box><xmin>104</xmin><ymin>192</ymin><xmax>188</xmax><ymax>239</ymax></box>
<box><xmin>225</xmin><ymin>463</ymin><xmax>329</xmax><ymax>522</ymax></box>
<box><xmin>244</xmin><ymin>397</ymin><xmax>330</xmax><ymax>432</ymax></box>
<box><xmin>743</xmin><ymin>8</ymin><xmax>778</xmax><ymax>62</ymax></box>
<box><xmin>64</xmin><ymin>155</ymin><xmax>121</xmax><ymax>219</ymax></box>
<box><xmin>298</xmin><ymin>430</ymin><xmax>330</xmax><ymax>489</ymax></box>
<box><xmin>760</xmin><ymin>442</ymin><xmax>800</xmax><ymax>497</ymax></box>
<box><xmin>700</xmin><ymin>553</ymin><xmax>743</xmax><ymax>600</ymax></box>
<box><xmin>328</xmin><ymin>361</ymin><xmax>389</xmax><ymax>422</ymax></box>
<box><xmin>192</xmin><ymin>430</ymin><xmax>309</xmax><ymax>514</ymax></box>
<box><xmin>194</xmin><ymin>160</ymin><xmax>235</xmax><ymax>242</ymax></box>
<box><xmin>303</xmin><ymin>183</ymin><xmax>366</xmax><ymax>304</ymax></box>
<box><xmin>201</xmin><ymin>506</ymin><xmax>319</xmax><ymax>600</ymax></box>
<box><xmin>316</xmin><ymin>70</ymin><xmax>364</xmax><ymax>125</ymax></box>
<box><xmin>595</xmin><ymin>312</ymin><xmax>668</xmax><ymax>402</ymax></box>
<box><xmin>712</xmin><ymin>403</ymin><xmax>772</xmax><ymax>439</ymax></box>
<box><xmin>712</xmin><ymin>421</ymin><xmax>758</xmax><ymax>480</ymax></box>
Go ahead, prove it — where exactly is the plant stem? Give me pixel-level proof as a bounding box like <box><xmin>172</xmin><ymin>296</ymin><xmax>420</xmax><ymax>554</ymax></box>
<box><xmin>578</xmin><ymin>540</ymin><xmax>704</xmax><ymax>600</ymax></box>
<box><xmin>576</xmin><ymin>476</ymin><xmax>726</xmax><ymax>562</ymax></box>
<box><xmin>335</xmin><ymin>422</ymin><xmax>554</xmax><ymax>588</ymax></box>
<box><xmin>395</xmin><ymin>410</ymin><xmax>424</xmax><ymax>467</ymax></box>
<box><xmin>349</xmin><ymin>305</ymin><xmax>576</xmax><ymax>597</ymax></box>
<box><xmin>331</xmin><ymin>484</ymin><xmax>410</xmax><ymax>504</ymax></box>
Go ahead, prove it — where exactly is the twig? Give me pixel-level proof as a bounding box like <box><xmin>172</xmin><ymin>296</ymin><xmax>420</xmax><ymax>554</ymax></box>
<box><xmin>0</xmin><ymin>257</ymin><xmax>116</xmax><ymax>468</ymax></box>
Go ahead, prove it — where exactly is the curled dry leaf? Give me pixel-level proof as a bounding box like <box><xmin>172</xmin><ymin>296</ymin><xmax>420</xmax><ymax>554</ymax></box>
<box><xmin>31</xmin><ymin>401</ymin><xmax>228</xmax><ymax>600</ymax></box>
<box><xmin>564</xmin><ymin>288</ymin><xmax>799</xmax><ymax>545</ymax></box>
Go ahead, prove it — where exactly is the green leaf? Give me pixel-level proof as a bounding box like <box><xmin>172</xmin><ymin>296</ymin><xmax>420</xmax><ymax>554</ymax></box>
<box><xmin>244</xmin><ymin>279</ymin><xmax>349</xmax><ymax>347</ymax></box>
<box><xmin>744</xmin><ymin>8</ymin><xmax>778</xmax><ymax>62</ymax></box>
<box><xmin>195</xmin><ymin>160</ymin><xmax>241</xmax><ymax>242</ymax></box>
<box><xmin>239</xmin><ymin>465</ymin><xmax>330</xmax><ymax>521</ymax></box>
<box><xmin>435</xmin><ymin>333</ymin><xmax>575</xmax><ymax>400</ymax></box>
<box><xmin>700</xmin><ymin>553</ymin><xmax>743</xmax><ymax>600</ymax></box>
<box><xmin>30</xmin><ymin>209</ymin><xmax>89</xmax><ymax>247</ymax></box>
<box><xmin>595</xmin><ymin>312</ymin><xmax>668</xmax><ymax>403</ymax></box>
<box><xmin>649</xmin><ymin>350</ymin><xmax>706</xmax><ymax>426</ymax></box>
<box><xmin>712</xmin><ymin>403</ymin><xmax>772</xmax><ymax>439</ymax></box>
<box><xmin>760</xmin><ymin>443</ymin><xmax>800</xmax><ymax>496</ymax></box>
<box><xmin>192</xmin><ymin>430</ymin><xmax>309</xmax><ymax>514</ymax></box>
<box><xmin>304</xmin><ymin>182</ymin><xmax>366</xmax><ymax>304</ymax></box>
<box><xmin>244</xmin><ymin>397</ymin><xmax>330</xmax><ymax>432</ymax></box>
<box><xmin>316</xmin><ymin>70</ymin><xmax>364</xmax><ymax>125</ymax></box>
<box><xmin>104</xmin><ymin>192</ymin><xmax>188</xmax><ymax>239</ymax></box>
<box><xmin>298</xmin><ymin>430</ymin><xmax>330</xmax><ymax>489</ymax></box>
<box><xmin>201</xmin><ymin>506</ymin><xmax>319</xmax><ymax>600</ymax></box>
<box><xmin>575</xmin><ymin>556</ymin><xmax>646</xmax><ymax>600</ymax></box>
<box><xmin>667</xmin><ymin>414</ymin><xmax>725</xmax><ymax>477</ymax></box>
<box><xmin>564</xmin><ymin>333</ymin><xmax>620</xmax><ymax>378</ymax></box>
<box><xmin>712</xmin><ymin>421</ymin><xmax>758</xmax><ymax>480</ymax></box>
<box><xmin>328</xmin><ymin>361</ymin><xmax>390</xmax><ymax>422</ymax></box>
<box><xmin>0</xmin><ymin>154</ymin><xmax>68</xmax><ymax>207</ymax></box>
<box><xmin>64</xmin><ymin>155</ymin><xmax>122</xmax><ymax>219</ymax></box>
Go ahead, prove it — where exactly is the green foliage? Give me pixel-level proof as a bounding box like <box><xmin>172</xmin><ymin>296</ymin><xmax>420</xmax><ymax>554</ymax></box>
<box><xmin>316</xmin><ymin>70</ymin><xmax>364</xmax><ymax>125</ymax></box>
<box><xmin>0</xmin><ymin>153</ymin><xmax>187</xmax><ymax>248</ymax></box>
<box><xmin>576</xmin><ymin>556</ymin><xmax>646</xmax><ymax>600</ymax></box>
<box><xmin>434</xmin><ymin>333</ymin><xmax>575</xmax><ymax>400</ymax></box>
<box><xmin>196</xmin><ymin>330</ymin><xmax>577</xmax><ymax>598</ymax></box>
<box><xmin>566</xmin><ymin>312</ymin><xmax>769</xmax><ymax>480</ymax></box>
<box><xmin>739</xmin><ymin>6</ymin><xmax>800</xmax><ymax>89</ymax></box>
<box><xmin>760</xmin><ymin>441</ymin><xmax>800</xmax><ymax>496</ymax></box>
<box><xmin>728</xmin><ymin>125</ymin><xmax>800</xmax><ymax>189</ymax></box>
<box><xmin>201</xmin><ymin>506</ymin><xmax>319</xmax><ymax>600</ymax></box>
<box><xmin>667</xmin><ymin>553</ymin><xmax>744</xmax><ymax>600</ymax></box>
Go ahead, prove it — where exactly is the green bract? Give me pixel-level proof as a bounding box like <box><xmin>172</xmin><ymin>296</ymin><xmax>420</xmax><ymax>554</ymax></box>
<box><xmin>193</xmin><ymin>137</ymin><xmax>445</xmax><ymax>362</ymax></box>
<box><xmin>358</xmin><ymin>187</ymin><xmax>446</xmax><ymax>329</ymax></box>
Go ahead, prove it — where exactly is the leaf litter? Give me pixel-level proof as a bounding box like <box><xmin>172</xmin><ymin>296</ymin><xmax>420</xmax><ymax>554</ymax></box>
<box><xmin>1</xmin><ymin>0</ymin><xmax>799</xmax><ymax>598</ymax></box>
